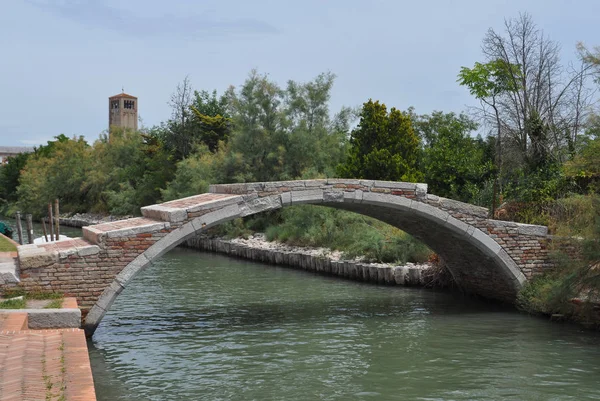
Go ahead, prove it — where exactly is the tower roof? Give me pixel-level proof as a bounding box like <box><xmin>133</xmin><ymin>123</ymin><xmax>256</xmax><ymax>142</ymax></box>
<box><xmin>109</xmin><ymin>92</ymin><xmax>137</xmax><ymax>99</ymax></box>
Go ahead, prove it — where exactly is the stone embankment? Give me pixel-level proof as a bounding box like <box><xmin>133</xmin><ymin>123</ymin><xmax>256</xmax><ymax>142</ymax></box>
<box><xmin>185</xmin><ymin>234</ymin><xmax>437</xmax><ymax>287</ymax></box>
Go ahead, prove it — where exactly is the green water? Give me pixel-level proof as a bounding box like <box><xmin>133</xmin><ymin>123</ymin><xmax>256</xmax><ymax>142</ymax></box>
<box><xmin>88</xmin><ymin>248</ymin><xmax>600</xmax><ymax>400</ymax></box>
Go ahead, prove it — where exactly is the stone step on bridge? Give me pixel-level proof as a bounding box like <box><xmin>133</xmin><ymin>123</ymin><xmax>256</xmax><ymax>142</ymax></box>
<box><xmin>10</xmin><ymin>179</ymin><xmax>551</xmax><ymax>336</ymax></box>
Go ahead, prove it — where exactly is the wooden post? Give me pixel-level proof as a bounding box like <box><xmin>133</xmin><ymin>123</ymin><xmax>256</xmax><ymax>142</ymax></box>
<box><xmin>25</xmin><ymin>214</ymin><xmax>34</xmax><ymax>244</ymax></box>
<box><xmin>41</xmin><ymin>219</ymin><xmax>49</xmax><ymax>243</ymax></box>
<box><xmin>15</xmin><ymin>211</ymin><xmax>23</xmax><ymax>245</ymax></box>
<box><xmin>48</xmin><ymin>203</ymin><xmax>54</xmax><ymax>242</ymax></box>
<box><xmin>54</xmin><ymin>199</ymin><xmax>60</xmax><ymax>241</ymax></box>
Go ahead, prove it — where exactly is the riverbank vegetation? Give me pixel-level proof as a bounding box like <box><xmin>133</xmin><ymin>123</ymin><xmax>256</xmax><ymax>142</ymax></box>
<box><xmin>1</xmin><ymin>14</ymin><xmax>599</xmax><ymax>323</ymax></box>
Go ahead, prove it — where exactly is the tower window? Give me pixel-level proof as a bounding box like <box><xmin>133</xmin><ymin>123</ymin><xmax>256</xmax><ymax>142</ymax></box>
<box><xmin>111</xmin><ymin>100</ymin><xmax>119</xmax><ymax>109</ymax></box>
<box><xmin>124</xmin><ymin>100</ymin><xmax>135</xmax><ymax>109</ymax></box>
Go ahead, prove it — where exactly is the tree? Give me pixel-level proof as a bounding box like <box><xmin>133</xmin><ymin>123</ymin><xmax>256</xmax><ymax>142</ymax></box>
<box><xmin>84</xmin><ymin>127</ymin><xmax>176</xmax><ymax>215</ymax></box>
<box><xmin>224</xmin><ymin>70</ymin><xmax>350</xmax><ymax>182</ymax></box>
<box><xmin>163</xmin><ymin>76</ymin><xmax>195</xmax><ymax>159</ymax></box>
<box><xmin>458</xmin><ymin>59</ymin><xmax>520</xmax><ymax>175</ymax></box>
<box><xmin>478</xmin><ymin>13</ymin><xmax>594</xmax><ymax>164</ymax></box>
<box><xmin>578</xmin><ymin>43</ymin><xmax>600</xmax><ymax>80</ymax></box>
<box><xmin>415</xmin><ymin>111</ymin><xmax>493</xmax><ymax>202</ymax></box>
<box><xmin>189</xmin><ymin>90</ymin><xmax>231</xmax><ymax>152</ymax></box>
<box><xmin>225</xmin><ymin>70</ymin><xmax>286</xmax><ymax>182</ymax></box>
<box><xmin>564</xmin><ymin>136</ymin><xmax>600</xmax><ymax>193</ymax></box>
<box><xmin>16</xmin><ymin>136</ymin><xmax>92</xmax><ymax>217</ymax></box>
<box><xmin>0</xmin><ymin>152</ymin><xmax>30</xmax><ymax>206</ymax></box>
<box><xmin>338</xmin><ymin>100</ymin><xmax>422</xmax><ymax>182</ymax></box>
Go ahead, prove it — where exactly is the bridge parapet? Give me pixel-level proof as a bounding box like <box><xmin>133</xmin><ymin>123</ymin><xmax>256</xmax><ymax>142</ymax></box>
<box><xmin>209</xmin><ymin>179</ymin><xmax>490</xmax><ymax>219</ymax></box>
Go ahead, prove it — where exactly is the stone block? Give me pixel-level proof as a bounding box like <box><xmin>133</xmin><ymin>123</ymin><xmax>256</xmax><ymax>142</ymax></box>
<box><xmin>19</xmin><ymin>249</ymin><xmax>58</xmax><ymax>270</ymax></box>
<box><xmin>426</xmin><ymin>194</ymin><xmax>440</xmax><ymax>203</ymax></box>
<box><xmin>372</xmin><ymin>181</ymin><xmax>419</xmax><ymax>190</ymax></box>
<box><xmin>407</xmin><ymin>267</ymin><xmax>422</xmax><ymax>285</ymax></box>
<box><xmin>515</xmin><ymin>223</ymin><xmax>548</xmax><ymax>237</ymax></box>
<box><xmin>368</xmin><ymin>265</ymin><xmax>379</xmax><ymax>282</ymax></box>
<box><xmin>438</xmin><ymin>197</ymin><xmax>489</xmax><ymax>218</ymax></box>
<box><xmin>239</xmin><ymin>195</ymin><xmax>282</xmax><ymax>216</ymax></box>
<box><xmin>410</xmin><ymin>201</ymin><xmax>450</xmax><ymax>223</ymax></box>
<box><xmin>470</xmin><ymin>228</ymin><xmax>502</xmax><ymax>256</ymax></box>
<box><xmin>281</xmin><ymin>192</ymin><xmax>292</xmax><ymax>206</ymax></box>
<box><xmin>94</xmin><ymin>280</ymin><xmax>124</xmax><ymax>311</ymax></box>
<box><xmin>115</xmin><ymin>254</ymin><xmax>151</xmax><ymax>286</ymax></box>
<box><xmin>415</xmin><ymin>183</ymin><xmax>428</xmax><ymax>197</ymax></box>
<box><xmin>83</xmin><ymin>305</ymin><xmax>107</xmax><ymax>334</ymax></box>
<box><xmin>291</xmin><ymin>189</ymin><xmax>324</xmax><ymax>205</ymax></box>
<box><xmin>304</xmin><ymin>179</ymin><xmax>327</xmax><ymax>187</ymax></box>
<box><xmin>186</xmin><ymin>195</ymin><xmax>243</xmax><ymax>214</ymax></box>
<box><xmin>323</xmin><ymin>190</ymin><xmax>344</xmax><ymax>203</ymax></box>
<box><xmin>362</xmin><ymin>192</ymin><xmax>391</xmax><ymax>208</ymax></box>
<box><xmin>191</xmin><ymin>204</ymin><xmax>241</xmax><ymax>231</ymax></box>
<box><xmin>27</xmin><ymin>308</ymin><xmax>81</xmax><ymax>329</ymax></box>
<box><xmin>444</xmin><ymin>216</ymin><xmax>470</xmax><ymax>236</ymax></box>
<box><xmin>82</xmin><ymin>226</ymin><xmax>104</xmax><ymax>244</ymax></box>
<box><xmin>393</xmin><ymin>266</ymin><xmax>407</xmax><ymax>285</ymax></box>
<box><xmin>141</xmin><ymin>205</ymin><xmax>188</xmax><ymax>223</ymax></box>
<box><xmin>105</xmin><ymin>221</ymin><xmax>170</xmax><ymax>239</ymax></box>
<box><xmin>75</xmin><ymin>245</ymin><xmax>100</xmax><ymax>257</ymax></box>
<box><xmin>493</xmin><ymin>248</ymin><xmax>527</xmax><ymax>289</ymax></box>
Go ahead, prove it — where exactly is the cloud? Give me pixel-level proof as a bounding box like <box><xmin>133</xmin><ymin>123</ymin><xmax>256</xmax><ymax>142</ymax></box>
<box><xmin>25</xmin><ymin>0</ymin><xmax>279</xmax><ymax>38</ymax></box>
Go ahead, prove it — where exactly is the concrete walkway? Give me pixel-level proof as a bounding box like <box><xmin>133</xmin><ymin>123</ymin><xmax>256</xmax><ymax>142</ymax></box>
<box><xmin>0</xmin><ymin>312</ymin><xmax>96</xmax><ymax>400</ymax></box>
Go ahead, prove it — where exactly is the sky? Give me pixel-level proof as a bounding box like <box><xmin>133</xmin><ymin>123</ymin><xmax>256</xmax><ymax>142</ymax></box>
<box><xmin>1</xmin><ymin>0</ymin><xmax>599</xmax><ymax>147</ymax></box>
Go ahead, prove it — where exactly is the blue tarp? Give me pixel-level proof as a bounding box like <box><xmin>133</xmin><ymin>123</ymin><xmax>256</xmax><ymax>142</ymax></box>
<box><xmin>0</xmin><ymin>221</ymin><xmax>13</xmax><ymax>239</ymax></box>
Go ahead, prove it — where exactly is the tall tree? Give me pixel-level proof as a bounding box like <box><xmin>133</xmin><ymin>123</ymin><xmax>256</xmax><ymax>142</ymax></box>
<box><xmin>478</xmin><ymin>13</ymin><xmax>594</xmax><ymax>165</ymax></box>
<box><xmin>164</xmin><ymin>76</ymin><xmax>195</xmax><ymax>159</ymax></box>
<box><xmin>189</xmin><ymin>90</ymin><xmax>231</xmax><ymax>152</ymax></box>
<box><xmin>0</xmin><ymin>152</ymin><xmax>30</xmax><ymax>206</ymax></box>
<box><xmin>458</xmin><ymin>59</ymin><xmax>520</xmax><ymax>176</ymax></box>
<box><xmin>224</xmin><ymin>70</ymin><xmax>350</xmax><ymax>182</ymax></box>
<box><xmin>16</xmin><ymin>136</ymin><xmax>92</xmax><ymax>217</ymax></box>
<box><xmin>415</xmin><ymin>111</ymin><xmax>493</xmax><ymax>202</ymax></box>
<box><xmin>338</xmin><ymin>100</ymin><xmax>422</xmax><ymax>182</ymax></box>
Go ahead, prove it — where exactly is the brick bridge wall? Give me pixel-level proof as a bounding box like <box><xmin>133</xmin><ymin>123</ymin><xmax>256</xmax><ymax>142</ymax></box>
<box><xmin>6</xmin><ymin>179</ymin><xmax>552</xmax><ymax>335</ymax></box>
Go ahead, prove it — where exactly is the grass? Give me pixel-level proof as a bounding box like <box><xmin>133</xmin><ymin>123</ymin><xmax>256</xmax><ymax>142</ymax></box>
<box><xmin>0</xmin><ymin>289</ymin><xmax>64</xmax><ymax>309</ymax></box>
<box><xmin>215</xmin><ymin>205</ymin><xmax>434</xmax><ymax>264</ymax></box>
<box><xmin>0</xmin><ymin>234</ymin><xmax>16</xmax><ymax>252</ymax></box>
<box><xmin>0</xmin><ymin>298</ymin><xmax>27</xmax><ymax>309</ymax></box>
<box><xmin>4</xmin><ymin>288</ymin><xmax>63</xmax><ymax>300</ymax></box>
<box><xmin>44</xmin><ymin>299</ymin><xmax>63</xmax><ymax>309</ymax></box>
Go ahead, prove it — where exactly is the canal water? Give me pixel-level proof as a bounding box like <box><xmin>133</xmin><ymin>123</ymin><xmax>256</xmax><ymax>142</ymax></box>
<box><xmin>87</xmin><ymin>247</ymin><xmax>600</xmax><ymax>400</ymax></box>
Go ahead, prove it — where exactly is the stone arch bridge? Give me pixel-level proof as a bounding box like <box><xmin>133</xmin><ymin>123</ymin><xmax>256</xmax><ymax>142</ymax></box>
<box><xmin>12</xmin><ymin>180</ymin><xmax>550</xmax><ymax>336</ymax></box>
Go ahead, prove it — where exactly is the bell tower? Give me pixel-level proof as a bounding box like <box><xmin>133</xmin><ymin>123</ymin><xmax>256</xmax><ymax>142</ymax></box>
<box><xmin>109</xmin><ymin>91</ymin><xmax>138</xmax><ymax>132</ymax></box>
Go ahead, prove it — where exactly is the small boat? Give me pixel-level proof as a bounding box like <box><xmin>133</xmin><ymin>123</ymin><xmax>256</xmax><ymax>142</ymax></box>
<box><xmin>0</xmin><ymin>221</ymin><xmax>13</xmax><ymax>239</ymax></box>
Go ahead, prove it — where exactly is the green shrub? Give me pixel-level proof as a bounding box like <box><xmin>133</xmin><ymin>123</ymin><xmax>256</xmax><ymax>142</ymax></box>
<box><xmin>251</xmin><ymin>205</ymin><xmax>432</xmax><ymax>264</ymax></box>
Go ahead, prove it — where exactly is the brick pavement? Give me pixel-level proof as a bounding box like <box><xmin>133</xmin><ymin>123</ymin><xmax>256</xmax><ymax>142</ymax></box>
<box><xmin>0</xmin><ymin>313</ymin><xmax>96</xmax><ymax>400</ymax></box>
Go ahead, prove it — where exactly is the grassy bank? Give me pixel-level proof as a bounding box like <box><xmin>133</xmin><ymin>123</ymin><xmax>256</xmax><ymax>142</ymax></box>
<box><xmin>0</xmin><ymin>234</ymin><xmax>16</xmax><ymax>252</ymax></box>
<box><xmin>516</xmin><ymin>194</ymin><xmax>600</xmax><ymax>328</ymax></box>
<box><xmin>213</xmin><ymin>205</ymin><xmax>433</xmax><ymax>264</ymax></box>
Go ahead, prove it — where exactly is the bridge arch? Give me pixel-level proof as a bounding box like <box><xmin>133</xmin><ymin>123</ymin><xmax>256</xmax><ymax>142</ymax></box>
<box><xmin>82</xmin><ymin>181</ymin><xmax>536</xmax><ymax>335</ymax></box>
